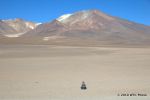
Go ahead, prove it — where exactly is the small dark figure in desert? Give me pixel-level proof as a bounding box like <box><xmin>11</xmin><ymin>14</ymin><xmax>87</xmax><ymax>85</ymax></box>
<box><xmin>81</xmin><ymin>81</ymin><xmax>87</xmax><ymax>90</ymax></box>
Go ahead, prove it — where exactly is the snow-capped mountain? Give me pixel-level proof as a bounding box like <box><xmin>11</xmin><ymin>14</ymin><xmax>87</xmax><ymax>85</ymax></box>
<box><xmin>57</xmin><ymin>10</ymin><xmax>114</xmax><ymax>27</ymax></box>
<box><xmin>0</xmin><ymin>18</ymin><xmax>38</xmax><ymax>37</ymax></box>
<box><xmin>22</xmin><ymin>10</ymin><xmax>150</xmax><ymax>46</ymax></box>
<box><xmin>1</xmin><ymin>10</ymin><xmax>150</xmax><ymax>46</ymax></box>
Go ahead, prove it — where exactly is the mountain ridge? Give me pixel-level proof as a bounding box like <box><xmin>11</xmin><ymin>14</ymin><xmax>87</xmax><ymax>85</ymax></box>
<box><xmin>0</xmin><ymin>9</ymin><xmax>150</xmax><ymax>46</ymax></box>
<box><xmin>0</xmin><ymin>18</ymin><xmax>38</xmax><ymax>37</ymax></box>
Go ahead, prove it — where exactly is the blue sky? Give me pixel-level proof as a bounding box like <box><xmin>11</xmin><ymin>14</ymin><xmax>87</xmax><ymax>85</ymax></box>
<box><xmin>0</xmin><ymin>0</ymin><xmax>150</xmax><ymax>25</ymax></box>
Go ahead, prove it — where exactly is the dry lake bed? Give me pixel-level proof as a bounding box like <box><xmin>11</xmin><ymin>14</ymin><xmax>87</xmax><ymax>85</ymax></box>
<box><xmin>0</xmin><ymin>45</ymin><xmax>150</xmax><ymax>100</ymax></box>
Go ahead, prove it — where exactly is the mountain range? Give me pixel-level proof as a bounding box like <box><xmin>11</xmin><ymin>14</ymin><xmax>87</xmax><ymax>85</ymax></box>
<box><xmin>0</xmin><ymin>10</ymin><xmax>150</xmax><ymax>46</ymax></box>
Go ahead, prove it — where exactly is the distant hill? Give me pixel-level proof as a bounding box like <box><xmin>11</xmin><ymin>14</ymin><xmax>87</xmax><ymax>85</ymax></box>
<box><xmin>0</xmin><ymin>18</ymin><xmax>38</xmax><ymax>37</ymax></box>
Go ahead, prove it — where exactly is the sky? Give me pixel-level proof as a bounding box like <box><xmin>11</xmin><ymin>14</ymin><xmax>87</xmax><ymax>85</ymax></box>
<box><xmin>0</xmin><ymin>0</ymin><xmax>150</xmax><ymax>25</ymax></box>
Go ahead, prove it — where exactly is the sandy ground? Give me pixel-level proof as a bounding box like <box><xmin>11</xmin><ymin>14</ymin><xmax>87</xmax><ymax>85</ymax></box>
<box><xmin>0</xmin><ymin>45</ymin><xmax>150</xmax><ymax>100</ymax></box>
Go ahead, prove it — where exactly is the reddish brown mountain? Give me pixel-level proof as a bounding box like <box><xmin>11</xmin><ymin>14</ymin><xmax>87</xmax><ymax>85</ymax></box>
<box><xmin>0</xmin><ymin>18</ymin><xmax>38</xmax><ymax>37</ymax></box>
<box><xmin>1</xmin><ymin>10</ymin><xmax>150</xmax><ymax>46</ymax></box>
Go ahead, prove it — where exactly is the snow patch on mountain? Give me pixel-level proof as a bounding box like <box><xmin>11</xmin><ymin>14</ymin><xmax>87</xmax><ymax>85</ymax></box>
<box><xmin>25</xmin><ymin>22</ymin><xmax>35</xmax><ymax>29</ymax></box>
<box><xmin>4</xmin><ymin>32</ymin><xmax>25</xmax><ymax>38</ymax></box>
<box><xmin>43</xmin><ymin>36</ymin><xmax>65</xmax><ymax>41</ymax></box>
<box><xmin>36</xmin><ymin>23</ymin><xmax>42</xmax><ymax>26</ymax></box>
<box><xmin>57</xmin><ymin>14</ymin><xmax>72</xmax><ymax>22</ymax></box>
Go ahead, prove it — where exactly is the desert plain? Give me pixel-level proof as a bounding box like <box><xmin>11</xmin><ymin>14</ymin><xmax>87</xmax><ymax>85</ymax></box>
<box><xmin>0</xmin><ymin>45</ymin><xmax>150</xmax><ymax>100</ymax></box>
